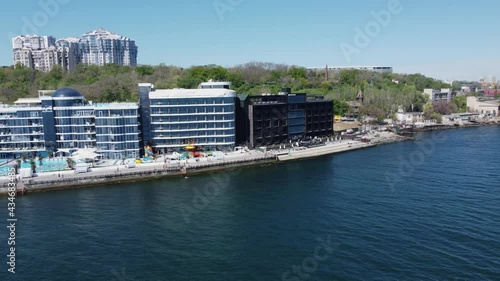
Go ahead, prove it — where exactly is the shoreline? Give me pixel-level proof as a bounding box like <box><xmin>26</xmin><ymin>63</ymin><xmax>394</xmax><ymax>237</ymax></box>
<box><xmin>412</xmin><ymin>122</ymin><xmax>498</xmax><ymax>132</ymax></box>
<box><xmin>1</xmin><ymin>122</ymin><xmax>497</xmax><ymax>195</ymax></box>
<box><xmin>9</xmin><ymin>157</ymin><xmax>278</xmax><ymax>194</ymax></box>
<box><xmin>0</xmin><ymin>136</ymin><xmax>406</xmax><ymax>195</ymax></box>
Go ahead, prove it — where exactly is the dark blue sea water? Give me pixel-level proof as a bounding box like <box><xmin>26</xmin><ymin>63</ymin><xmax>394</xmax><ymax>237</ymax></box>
<box><xmin>1</xmin><ymin>126</ymin><xmax>499</xmax><ymax>281</ymax></box>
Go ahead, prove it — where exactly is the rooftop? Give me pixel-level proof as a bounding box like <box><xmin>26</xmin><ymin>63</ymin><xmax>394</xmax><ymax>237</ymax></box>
<box><xmin>150</xmin><ymin>88</ymin><xmax>236</xmax><ymax>99</ymax></box>
<box><xmin>56</xmin><ymin>37</ymin><xmax>81</xmax><ymax>43</ymax></box>
<box><xmin>52</xmin><ymin>88</ymin><xmax>83</xmax><ymax>98</ymax></box>
<box><xmin>94</xmin><ymin>102</ymin><xmax>139</xmax><ymax>109</ymax></box>
<box><xmin>81</xmin><ymin>28</ymin><xmax>132</xmax><ymax>41</ymax></box>
<box><xmin>14</xmin><ymin>98</ymin><xmax>41</xmax><ymax>104</ymax></box>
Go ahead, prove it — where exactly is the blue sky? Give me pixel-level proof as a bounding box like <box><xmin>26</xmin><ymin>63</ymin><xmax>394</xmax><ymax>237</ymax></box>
<box><xmin>1</xmin><ymin>0</ymin><xmax>499</xmax><ymax>81</ymax></box>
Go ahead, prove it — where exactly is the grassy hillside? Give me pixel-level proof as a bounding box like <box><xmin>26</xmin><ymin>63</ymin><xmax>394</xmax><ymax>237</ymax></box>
<box><xmin>0</xmin><ymin>62</ymin><xmax>458</xmax><ymax>117</ymax></box>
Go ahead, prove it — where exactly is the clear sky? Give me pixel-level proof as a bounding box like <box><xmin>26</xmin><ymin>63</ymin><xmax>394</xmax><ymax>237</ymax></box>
<box><xmin>1</xmin><ymin>0</ymin><xmax>499</xmax><ymax>81</ymax></box>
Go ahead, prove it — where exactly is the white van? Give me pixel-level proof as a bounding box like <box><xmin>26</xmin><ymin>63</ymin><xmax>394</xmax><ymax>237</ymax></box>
<box><xmin>74</xmin><ymin>163</ymin><xmax>90</xmax><ymax>173</ymax></box>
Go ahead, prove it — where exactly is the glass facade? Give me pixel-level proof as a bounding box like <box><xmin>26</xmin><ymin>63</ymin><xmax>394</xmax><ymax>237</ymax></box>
<box><xmin>0</xmin><ymin>89</ymin><xmax>141</xmax><ymax>160</ymax></box>
<box><xmin>139</xmin><ymin>84</ymin><xmax>153</xmax><ymax>146</ymax></box>
<box><xmin>53</xmin><ymin>105</ymin><xmax>96</xmax><ymax>150</ymax></box>
<box><xmin>149</xmin><ymin>96</ymin><xmax>236</xmax><ymax>152</ymax></box>
<box><xmin>0</xmin><ymin>107</ymin><xmax>44</xmax><ymax>158</ymax></box>
<box><xmin>95</xmin><ymin>104</ymin><xmax>140</xmax><ymax>159</ymax></box>
<box><xmin>1</xmin><ymin>85</ymin><xmax>239</xmax><ymax>159</ymax></box>
<box><xmin>287</xmin><ymin>94</ymin><xmax>306</xmax><ymax>140</ymax></box>
<box><xmin>245</xmin><ymin>92</ymin><xmax>333</xmax><ymax>148</ymax></box>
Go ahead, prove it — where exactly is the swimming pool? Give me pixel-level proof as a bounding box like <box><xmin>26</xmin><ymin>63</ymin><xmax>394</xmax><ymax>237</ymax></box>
<box><xmin>0</xmin><ymin>158</ymin><xmax>68</xmax><ymax>176</ymax></box>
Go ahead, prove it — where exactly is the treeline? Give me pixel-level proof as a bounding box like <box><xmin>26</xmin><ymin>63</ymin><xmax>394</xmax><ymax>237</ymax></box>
<box><xmin>0</xmin><ymin>62</ymin><xmax>464</xmax><ymax>118</ymax></box>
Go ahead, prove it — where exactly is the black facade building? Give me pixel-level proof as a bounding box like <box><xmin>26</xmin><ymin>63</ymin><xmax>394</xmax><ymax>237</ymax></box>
<box><xmin>305</xmin><ymin>96</ymin><xmax>334</xmax><ymax>138</ymax></box>
<box><xmin>238</xmin><ymin>89</ymin><xmax>333</xmax><ymax>148</ymax></box>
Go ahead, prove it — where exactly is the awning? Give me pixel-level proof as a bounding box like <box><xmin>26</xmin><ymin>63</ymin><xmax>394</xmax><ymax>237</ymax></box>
<box><xmin>71</xmin><ymin>149</ymin><xmax>101</xmax><ymax>160</ymax></box>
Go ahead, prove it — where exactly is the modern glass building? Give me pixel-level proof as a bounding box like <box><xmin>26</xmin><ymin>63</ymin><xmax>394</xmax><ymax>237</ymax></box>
<box><xmin>287</xmin><ymin>92</ymin><xmax>307</xmax><ymax>140</ymax></box>
<box><xmin>41</xmin><ymin>88</ymin><xmax>96</xmax><ymax>150</ymax></box>
<box><xmin>0</xmin><ymin>98</ymin><xmax>45</xmax><ymax>159</ymax></box>
<box><xmin>240</xmin><ymin>89</ymin><xmax>333</xmax><ymax>148</ymax></box>
<box><xmin>139</xmin><ymin>83</ymin><xmax>237</xmax><ymax>152</ymax></box>
<box><xmin>0</xmin><ymin>88</ymin><xmax>140</xmax><ymax>160</ymax></box>
<box><xmin>95</xmin><ymin>103</ymin><xmax>141</xmax><ymax>159</ymax></box>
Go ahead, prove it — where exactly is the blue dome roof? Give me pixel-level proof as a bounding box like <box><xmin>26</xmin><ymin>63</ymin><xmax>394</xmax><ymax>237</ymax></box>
<box><xmin>52</xmin><ymin>88</ymin><xmax>83</xmax><ymax>98</ymax></box>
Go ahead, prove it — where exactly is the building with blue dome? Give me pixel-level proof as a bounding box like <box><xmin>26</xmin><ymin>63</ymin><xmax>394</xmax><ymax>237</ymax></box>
<box><xmin>52</xmin><ymin>88</ymin><xmax>83</xmax><ymax>98</ymax></box>
<box><xmin>0</xmin><ymin>83</ymin><xmax>333</xmax><ymax>162</ymax></box>
<box><xmin>0</xmin><ymin>88</ymin><xmax>140</xmax><ymax>160</ymax></box>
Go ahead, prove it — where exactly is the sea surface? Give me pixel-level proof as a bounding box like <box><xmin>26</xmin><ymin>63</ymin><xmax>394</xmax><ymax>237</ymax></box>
<box><xmin>1</xmin><ymin>126</ymin><xmax>499</xmax><ymax>281</ymax></box>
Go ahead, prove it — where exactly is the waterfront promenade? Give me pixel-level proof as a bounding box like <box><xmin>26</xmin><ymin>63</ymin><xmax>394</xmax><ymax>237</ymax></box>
<box><xmin>0</xmin><ymin>150</ymin><xmax>275</xmax><ymax>193</ymax></box>
<box><xmin>0</xmin><ymin>132</ymin><xmax>408</xmax><ymax>194</ymax></box>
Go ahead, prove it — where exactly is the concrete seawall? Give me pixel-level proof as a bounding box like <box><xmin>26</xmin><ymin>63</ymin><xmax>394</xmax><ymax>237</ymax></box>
<box><xmin>0</xmin><ymin>136</ymin><xmax>411</xmax><ymax>195</ymax></box>
<box><xmin>1</xmin><ymin>157</ymin><xmax>276</xmax><ymax>194</ymax></box>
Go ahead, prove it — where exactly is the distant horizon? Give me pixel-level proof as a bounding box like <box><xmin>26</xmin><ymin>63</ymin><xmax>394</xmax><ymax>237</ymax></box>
<box><xmin>2</xmin><ymin>0</ymin><xmax>499</xmax><ymax>82</ymax></box>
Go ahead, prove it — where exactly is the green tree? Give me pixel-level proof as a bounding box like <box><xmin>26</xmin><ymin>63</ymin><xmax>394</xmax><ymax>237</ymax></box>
<box><xmin>430</xmin><ymin>112</ymin><xmax>443</xmax><ymax>124</ymax></box>
<box><xmin>206</xmin><ymin>66</ymin><xmax>229</xmax><ymax>81</ymax></box>
<box><xmin>0</xmin><ymin>68</ymin><xmax>7</xmax><ymax>84</ymax></box>
<box><xmin>81</xmin><ymin>65</ymin><xmax>101</xmax><ymax>84</ymax></box>
<box><xmin>292</xmin><ymin>78</ymin><xmax>309</xmax><ymax>91</ymax></box>
<box><xmin>410</xmin><ymin>92</ymin><xmax>429</xmax><ymax>112</ymax></box>
<box><xmin>320</xmin><ymin>81</ymin><xmax>333</xmax><ymax>92</ymax></box>
<box><xmin>38</xmin><ymin>155</ymin><xmax>44</xmax><ymax>166</ymax></box>
<box><xmin>452</xmin><ymin>96</ymin><xmax>467</xmax><ymax>112</ymax></box>
<box><xmin>30</xmin><ymin>158</ymin><xmax>36</xmax><ymax>174</ymax></box>
<box><xmin>339</xmin><ymin>69</ymin><xmax>359</xmax><ymax>86</ymax></box>
<box><xmin>227</xmin><ymin>71</ymin><xmax>245</xmax><ymax>89</ymax></box>
<box><xmin>176</xmin><ymin>75</ymin><xmax>204</xmax><ymax>89</ymax></box>
<box><xmin>288</xmin><ymin>66</ymin><xmax>307</xmax><ymax>80</ymax></box>
<box><xmin>423</xmin><ymin>103</ymin><xmax>435</xmax><ymax>119</ymax></box>
<box><xmin>135</xmin><ymin>65</ymin><xmax>155</xmax><ymax>77</ymax></box>
<box><xmin>41</xmin><ymin>65</ymin><xmax>63</xmax><ymax>89</ymax></box>
<box><xmin>332</xmin><ymin>99</ymin><xmax>350</xmax><ymax>116</ymax></box>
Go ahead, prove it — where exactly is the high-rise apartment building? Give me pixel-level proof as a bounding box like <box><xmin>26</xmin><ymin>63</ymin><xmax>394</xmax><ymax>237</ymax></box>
<box><xmin>80</xmin><ymin>28</ymin><xmax>138</xmax><ymax>66</ymax></box>
<box><xmin>12</xmin><ymin>35</ymin><xmax>56</xmax><ymax>50</ymax></box>
<box><xmin>12</xmin><ymin>29</ymin><xmax>138</xmax><ymax>72</ymax></box>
